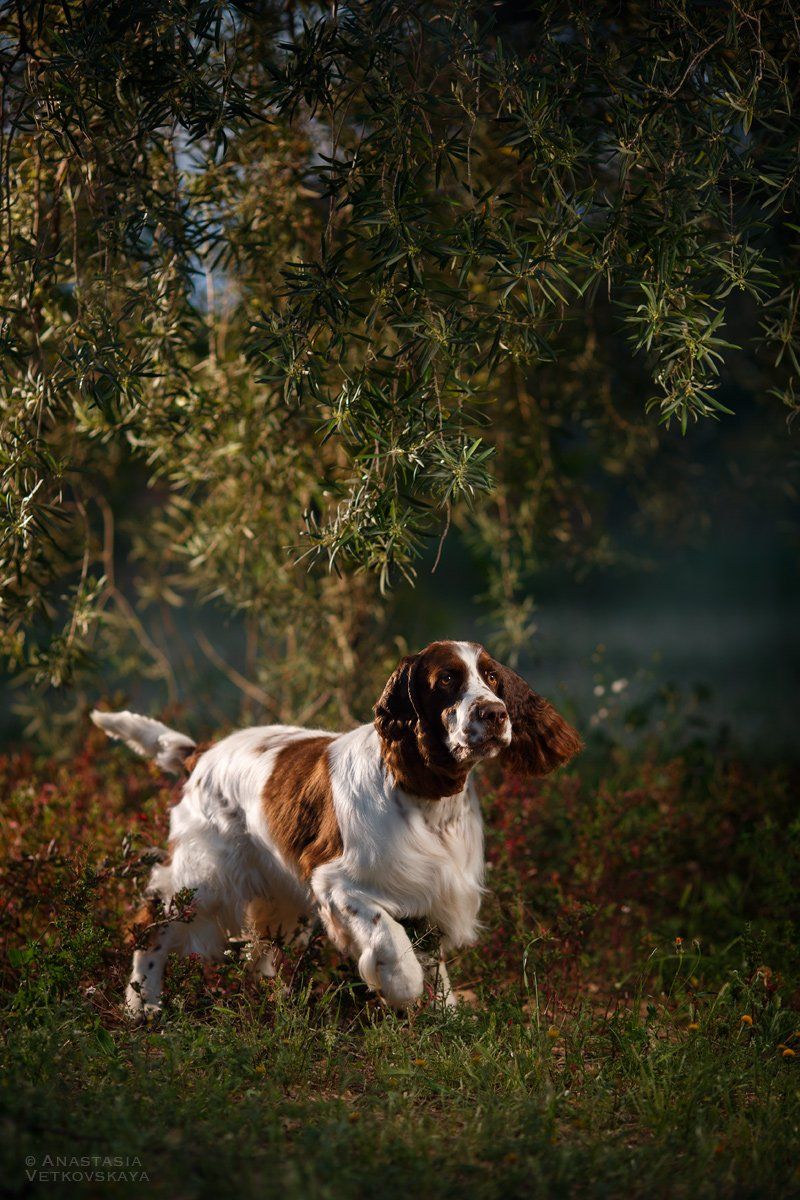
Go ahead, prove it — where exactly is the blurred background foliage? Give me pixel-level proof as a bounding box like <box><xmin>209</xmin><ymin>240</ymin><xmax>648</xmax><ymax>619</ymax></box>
<box><xmin>0</xmin><ymin>0</ymin><xmax>797</xmax><ymax>747</ymax></box>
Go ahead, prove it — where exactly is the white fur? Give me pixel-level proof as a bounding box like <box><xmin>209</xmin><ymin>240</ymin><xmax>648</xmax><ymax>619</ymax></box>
<box><xmin>105</xmin><ymin>643</ymin><xmax>507</xmax><ymax>1018</ymax></box>
<box><xmin>90</xmin><ymin>709</ymin><xmax>196</xmax><ymax>775</ymax></box>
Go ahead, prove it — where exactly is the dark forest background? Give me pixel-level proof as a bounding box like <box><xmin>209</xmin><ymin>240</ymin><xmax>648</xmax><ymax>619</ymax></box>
<box><xmin>1</xmin><ymin>0</ymin><xmax>798</xmax><ymax>752</ymax></box>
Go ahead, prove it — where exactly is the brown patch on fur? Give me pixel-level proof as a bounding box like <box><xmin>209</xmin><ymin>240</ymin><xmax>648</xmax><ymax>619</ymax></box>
<box><xmin>378</xmin><ymin>732</ymin><xmax>469</xmax><ymax>800</ymax></box>
<box><xmin>261</xmin><ymin>736</ymin><xmax>342</xmax><ymax>878</ymax></box>
<box><xmin>182</xmin><ymin>742</ymin><xmax>212</xmax><ymax>775</ymax></box>
<box><xmin>126</xmin><ymin>900</ymin><xmax>159</xmax><ymax>947</ymax></box>
<box><xmin>486</xmin><ymin>658</ymin><xmax>583</xmax><ymax>775</ymax></box>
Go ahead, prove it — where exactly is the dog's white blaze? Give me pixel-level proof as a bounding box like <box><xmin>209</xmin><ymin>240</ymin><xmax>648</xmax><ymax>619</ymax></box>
<box><xmin>443</xmin><ymin>641</ymin><xmax>511</xmax><ymax>758</ymax></box>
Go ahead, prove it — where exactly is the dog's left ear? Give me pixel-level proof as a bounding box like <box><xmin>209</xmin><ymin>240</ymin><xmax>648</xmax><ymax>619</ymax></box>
<box><xmin>493</xmin><ymin>661</ymin><xmax>583</xmax><ymax>775</ymax></box>
<box><xmin>374</xmin><ymin>654</ymin><xmax>420</xmax><ymax>744</ymax></box>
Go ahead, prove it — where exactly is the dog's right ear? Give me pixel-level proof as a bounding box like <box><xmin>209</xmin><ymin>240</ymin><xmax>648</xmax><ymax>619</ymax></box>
<box><xmin>374</xmin><ymin>655</ymin><xmax>419</xmax><ymax>743</ymax></box>
<box><xmin>491</xmin><ymin>661</ymin><xmax>583</xmax><ymax>776</ymax></box>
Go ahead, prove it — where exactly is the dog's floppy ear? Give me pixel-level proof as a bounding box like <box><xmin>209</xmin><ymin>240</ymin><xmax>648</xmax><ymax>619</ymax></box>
<box><xmin>374</xmin><ymin>654</ymin><xmax>420</xmax><ymax>743</ymax></box>
<box><xmin>494</xmin><ymin>661</ymin><xmax>583</xmax><ymax>775</ymax></box>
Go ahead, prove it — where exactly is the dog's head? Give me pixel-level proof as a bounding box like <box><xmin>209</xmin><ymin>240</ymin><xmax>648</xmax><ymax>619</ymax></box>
<box><xmin>374</xmin><ymin>640</ymin><xmax>582</xmax><ymax>797</ymax></box>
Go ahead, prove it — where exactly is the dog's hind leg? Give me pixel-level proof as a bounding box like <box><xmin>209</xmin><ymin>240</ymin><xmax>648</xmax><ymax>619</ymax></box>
<box><xmin>126</xmin><ymin>920</ymin><xmax>182</xmax><ymax>1020</ymax></box>
<box><xmin>126</xmin><ymin>903</ymin><xmax>230</xmax><ymax>1020</ymax></box>
<box><xmin>125</xmin><ymin>847</ymin><xmax>231</xmax><ymax>1021</ymax></box>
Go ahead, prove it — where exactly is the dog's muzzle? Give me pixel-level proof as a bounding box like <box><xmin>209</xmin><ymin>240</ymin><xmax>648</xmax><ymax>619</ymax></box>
<box><xmin>466</xmin><ymin>702</ymin><xmax>510</xmax><ymax>749</ymax></box>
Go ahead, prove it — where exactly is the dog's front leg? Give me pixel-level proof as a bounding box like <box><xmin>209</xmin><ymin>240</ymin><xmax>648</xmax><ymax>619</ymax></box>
<box><xmin>310</xmin><ymin>867</ymin><xmax>424</xmax><ymax>1008</ymax></box>
<box><xmin>422</xmin><ymin>949</ymin><xmax>456</xmax><ymax>1008</ymax></box>
<box><xmin>401</xmin><ymin>920</ymin><xmax>457</xmax><ymax>1009</ymax></box>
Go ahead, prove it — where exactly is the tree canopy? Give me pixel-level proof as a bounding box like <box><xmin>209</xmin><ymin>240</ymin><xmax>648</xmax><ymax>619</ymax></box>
<box><xmin>1</xmin><ymin>0</ymin><xmax>798</xmax><ymax>727</ymax></box>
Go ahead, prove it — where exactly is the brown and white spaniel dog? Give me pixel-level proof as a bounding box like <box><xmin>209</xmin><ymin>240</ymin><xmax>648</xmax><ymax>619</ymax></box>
<box><xmin>92</xmin><ymin>640</ymin><xmax>582</xmax><ymax>1018</ymax></box>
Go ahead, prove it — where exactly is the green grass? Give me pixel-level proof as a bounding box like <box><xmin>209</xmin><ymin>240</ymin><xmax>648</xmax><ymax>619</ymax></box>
<box><xmin>1</xmin><ymin>725</ymin><xmax>799</xmax><ymax>1198</ymax></box>
<box><xmin>3</xmin><ymin>978</ymin><xmax>799</xmax><ymax>1198</ymax></box>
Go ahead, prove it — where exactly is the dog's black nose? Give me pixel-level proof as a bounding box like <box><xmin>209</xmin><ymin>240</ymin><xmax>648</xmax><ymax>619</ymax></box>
<box><xmin>474</xmin><ymin>703</ymin><xmax>508</xmax><ymax>730</ymax></box>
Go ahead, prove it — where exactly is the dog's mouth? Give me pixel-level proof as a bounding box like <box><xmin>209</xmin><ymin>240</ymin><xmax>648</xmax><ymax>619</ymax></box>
<box><xmin>473</xmin><ymin>735</ymin><xmax>507</xmax><ymax>758</ymax></box>
<box><xmin>452</xmin><ymin>734</ymin><xmax>507</xmax><ymax>762</ymax></box>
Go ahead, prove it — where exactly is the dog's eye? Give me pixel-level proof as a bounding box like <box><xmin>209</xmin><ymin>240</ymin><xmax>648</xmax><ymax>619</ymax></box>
<box><xmin>486</xmin><ymin>671</ymin><xmax>498</xmax><ymax>686</ymax></box>
<box><xmin>437</xmin><ymin>673</ymin><xmax>453</xmax><ymax>688</ymax></box>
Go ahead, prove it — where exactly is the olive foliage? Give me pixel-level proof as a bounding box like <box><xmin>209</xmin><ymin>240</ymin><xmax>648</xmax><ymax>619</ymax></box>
<box><xmin>1</xmin><ymin>0</ymin><xmax>798</xmax><ymax>724</ymax></box>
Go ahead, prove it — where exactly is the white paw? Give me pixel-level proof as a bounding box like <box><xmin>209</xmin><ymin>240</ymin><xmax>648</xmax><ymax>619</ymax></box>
<box><xmin>250</xmin><ymin>950</ymin><xmax>277</xmax><ymax>980</ymax></box>
<box><xmin>125</xmin><ymin>983</ymin><xmax>161</xmax><ymax>1023</ymax></box>
<box><xmin>359</xmin><ymin>945</ymin><xmax>424</xmax><ymax>1007</ymax></box>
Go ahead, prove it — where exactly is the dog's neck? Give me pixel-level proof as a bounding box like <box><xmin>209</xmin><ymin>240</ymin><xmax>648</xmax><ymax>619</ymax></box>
<box><xmin>376</xmin><ymin>720</ymin><xmax>471</xmax><ymax>801</ymax></box>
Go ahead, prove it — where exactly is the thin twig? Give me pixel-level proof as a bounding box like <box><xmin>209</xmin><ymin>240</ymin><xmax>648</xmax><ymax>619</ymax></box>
<box><xmin>96</xmin><ymin>494</ymin><xmax>179</xmax><ymax>703</ymax></box>
<box><xmin>431</xmin><ymin>502</ymin><xmax>451</xmax><ymax>574</ymax></box>
<box><xmin>194</xmin><ymin>628</ymin><xmax>280</xmax><ymax>717</ymax></box>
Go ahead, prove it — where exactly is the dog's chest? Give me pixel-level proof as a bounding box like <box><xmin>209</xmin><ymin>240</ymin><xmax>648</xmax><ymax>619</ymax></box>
<box><xmin>375</xmin><ymin>788</ymin><xmax>484</xmax><ymax>921</ymax></box>
<box><xmin>329</xmin><ymin>728</ymin><xmax>484</xmax><ymax>939</ymax></box>
<box><xmin>397</xmin><ymin>790</ymin><xmax>475</xmax><ymax>861</ymax></box>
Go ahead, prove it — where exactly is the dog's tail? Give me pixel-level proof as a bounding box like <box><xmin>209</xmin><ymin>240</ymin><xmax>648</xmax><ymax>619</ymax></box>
<box><xmin>91</xmin><ymin>709</ymin><xmax>196</xmax><ymax>775</ymax></box>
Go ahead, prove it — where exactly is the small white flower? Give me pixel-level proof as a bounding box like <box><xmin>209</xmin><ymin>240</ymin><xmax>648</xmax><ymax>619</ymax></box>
<box><xmin>611</xmin><ymin>678</ymin><xmax>629</xmax><ymax>694</ymax></box>
<box><xmin>593</xmin><ymin>684</ymin><xmax>605</xmax><ymax>697</ymax></box>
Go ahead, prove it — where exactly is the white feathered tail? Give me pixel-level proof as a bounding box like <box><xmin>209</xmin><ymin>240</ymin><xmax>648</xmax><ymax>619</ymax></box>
<box><xmin>91</xmin><ymin>709</ymin><xmax>196</xmax><ymax>775</ymax></box>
